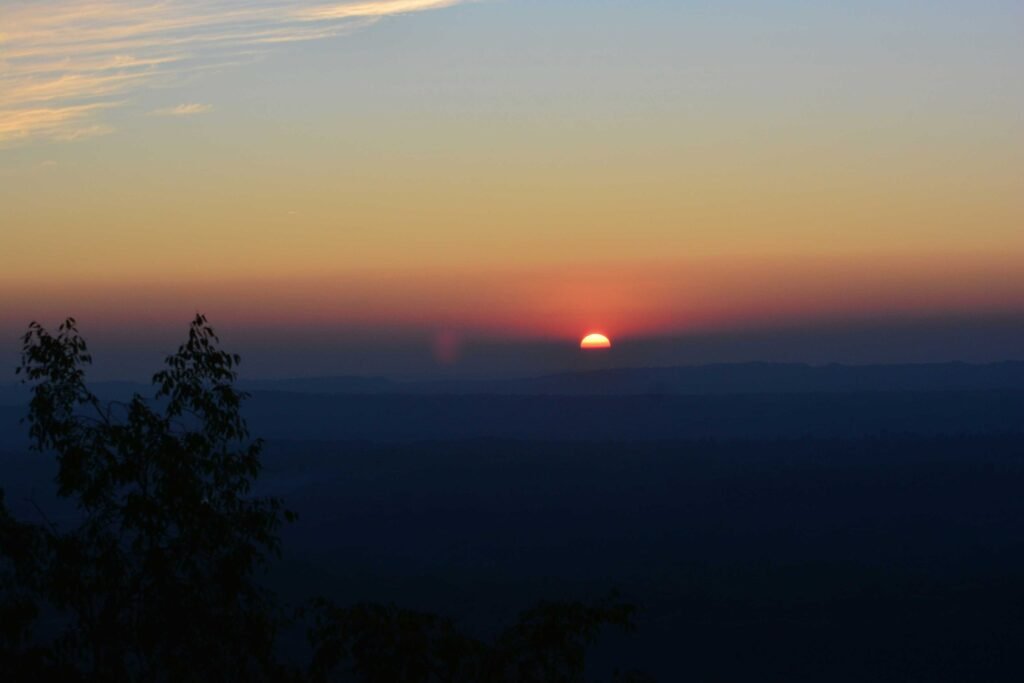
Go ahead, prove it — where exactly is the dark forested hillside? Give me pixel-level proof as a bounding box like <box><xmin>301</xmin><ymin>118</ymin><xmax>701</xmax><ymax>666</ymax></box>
<box><xmin>7</xmin><ymin>434</ymin><xmax>1024</xmax><ymax>680</ymax></box>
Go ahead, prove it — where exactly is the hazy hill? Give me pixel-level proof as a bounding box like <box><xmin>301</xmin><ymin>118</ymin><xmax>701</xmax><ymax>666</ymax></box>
<box><xmin>390</xmin><ymin>361</ymin><xmax>1024</xmax><ymax>396</ymax></box>
<box><xmin>4</xmin><ymin>361</ymin><xmax>1024</xmax><ymax>406</ymax></box>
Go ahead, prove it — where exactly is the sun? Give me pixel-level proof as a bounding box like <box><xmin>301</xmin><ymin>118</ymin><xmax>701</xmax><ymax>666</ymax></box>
<box><xmin>580</xmin><ymin>333</ymin><xmax>611</xmax><ymax>350</ymax></box>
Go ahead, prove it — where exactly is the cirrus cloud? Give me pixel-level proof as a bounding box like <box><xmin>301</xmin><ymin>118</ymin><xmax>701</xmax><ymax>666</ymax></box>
<box><xmin>150</xmin><ymin>102</ymin><xmax>212</xmax><ymax>116</ymax></box>
<box><xmin>0</xmin><ymin>0</ymin><xmax>477</xmax><ymax>145</ymax></box>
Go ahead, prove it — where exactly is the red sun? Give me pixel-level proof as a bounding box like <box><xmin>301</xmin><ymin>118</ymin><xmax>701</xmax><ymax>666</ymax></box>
<box><xmin>580</xmin><ymin>333</ymin><xmax>612</xmax><ymax>350</ymax></box>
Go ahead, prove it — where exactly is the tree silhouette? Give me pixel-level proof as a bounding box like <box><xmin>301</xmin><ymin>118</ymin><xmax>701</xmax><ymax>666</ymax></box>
<box><xmin>303</xmin><ymin>596</ymin><xmax>636</xmax><ymax>683</ymax></box>
<box><xmin>2</xmin><ymin>316</ymin><xmax>291</xmax><ymax>681</ymax></box>
<box><xmin>0</xmin><ymin>316</ymin><xmax>645</xmax><ymax>682</ymax></box>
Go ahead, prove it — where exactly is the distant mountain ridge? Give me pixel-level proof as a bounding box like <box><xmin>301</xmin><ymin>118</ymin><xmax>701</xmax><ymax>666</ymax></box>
<box><xmin>3</xmin><ymin>361</ymin><xmax>1024</xmax><ymax>405</ymax></box>
<box><xmin>399</xmin><ymin>361</ymin><xmax>1024</xmax><ymax>396</ymax></box>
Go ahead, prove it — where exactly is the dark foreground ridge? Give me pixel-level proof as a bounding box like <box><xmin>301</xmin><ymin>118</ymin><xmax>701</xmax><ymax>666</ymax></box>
<box><xmin>7</xmin><ymin>435</ymin><xmax>1024</xmax><ymax>681</ymax></box>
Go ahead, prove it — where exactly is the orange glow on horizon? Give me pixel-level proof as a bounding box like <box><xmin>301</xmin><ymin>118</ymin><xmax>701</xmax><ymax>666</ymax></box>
<box><xmin>4</xmin><ymin>248</ymin><xmax>1024</xmax><ymax>346</ymax></box>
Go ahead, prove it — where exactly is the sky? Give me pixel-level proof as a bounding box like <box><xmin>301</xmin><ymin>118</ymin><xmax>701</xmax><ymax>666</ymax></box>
<box><xmin>2</xmin><ymin>0</ymin><xmax>1023</xmax><ymax>378</ymax></box>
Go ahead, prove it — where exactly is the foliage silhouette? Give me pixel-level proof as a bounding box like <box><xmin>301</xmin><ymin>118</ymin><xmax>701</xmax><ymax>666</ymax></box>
<box><xmin>3</xmin><ymin>316</ymin><xmax>292</xmax><ymax>681</ymax></box>
<box><xmin>303</xmin><ymin>596</ymin><xmax>635</xmax><ymax>683</ymax></box>
<box><xmin>0</xmin><ymin>316</ymin><xmax>644</xmax><ymax>682</ymax></box>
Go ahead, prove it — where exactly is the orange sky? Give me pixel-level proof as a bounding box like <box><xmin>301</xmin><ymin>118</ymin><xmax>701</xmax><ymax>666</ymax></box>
<box><xmin>4</xmin><ymin>250</ymin><xmax>1022</xmax><ymax>344</ymax></box>
<box><xmin>2</xmin><ymin>1</ymin><xmax>1023</xmax><ymax>374</ymax></box>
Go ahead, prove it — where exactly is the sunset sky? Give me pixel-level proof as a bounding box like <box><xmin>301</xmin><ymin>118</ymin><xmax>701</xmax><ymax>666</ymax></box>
<box><xmin>2</xmin><ymin>0</ymin><xmax>1023</xmax><ymax>378</ymax></box>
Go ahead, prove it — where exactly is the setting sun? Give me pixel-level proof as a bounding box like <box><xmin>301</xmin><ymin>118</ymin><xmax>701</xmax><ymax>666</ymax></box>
<box><xmin>580</xmin><ymin>333</ymin><xmax>612</xmax><ymax>350</ymax></box>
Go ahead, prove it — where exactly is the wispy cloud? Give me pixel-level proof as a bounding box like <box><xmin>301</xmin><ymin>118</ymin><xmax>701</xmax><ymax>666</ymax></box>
<box><xmin>150</xmin><ymin>102</ymin><xmax>212</xmax><ymax>116</ymax></box>
<box><xmin>0</xmin><ymin>0</ymin><xmax>476</xmax><ymax>145</ymax></box>
<box><xmin>0</xmin><ymin>102</ymin><xmax>116</xmax><ymax>143</ymax></box>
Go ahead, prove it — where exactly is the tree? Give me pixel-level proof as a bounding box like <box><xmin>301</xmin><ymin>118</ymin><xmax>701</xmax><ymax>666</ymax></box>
<box><xmin>3</xmin><ymin>316</ymin><xmax>293</xmax><ymax>681</ymax></box>
<box><xmin>303</xmin><ymin>595</ymin><xmax>636</xmax><ymax>683</ymax></box>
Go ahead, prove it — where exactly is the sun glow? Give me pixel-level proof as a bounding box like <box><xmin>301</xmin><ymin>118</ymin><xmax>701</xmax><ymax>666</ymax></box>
<box><xmin>580</xmin><ymin>333</ymin><xmax>611</xmax><ymax>350</ymax></box>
